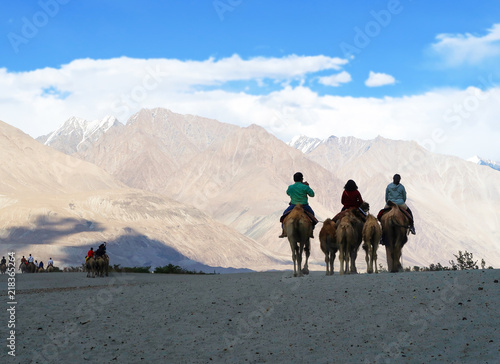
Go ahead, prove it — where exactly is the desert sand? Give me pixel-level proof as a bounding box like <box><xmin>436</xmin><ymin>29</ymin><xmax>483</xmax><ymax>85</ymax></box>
<box><xmin>2</xmin><ymin>269</ymin><xmax>499</xmax><ymax>363</ymax></box>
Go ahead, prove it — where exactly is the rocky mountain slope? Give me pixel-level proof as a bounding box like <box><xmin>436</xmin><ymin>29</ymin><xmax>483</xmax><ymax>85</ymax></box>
<box><xmin>1</xmin><ymin>120</ymin><xmax>287</xmax><ymax>272</ymax></box>
<box><xmin>38</xmin><ymin>109</ymin><xmax>500</xmax><ymax>269</ymax></box>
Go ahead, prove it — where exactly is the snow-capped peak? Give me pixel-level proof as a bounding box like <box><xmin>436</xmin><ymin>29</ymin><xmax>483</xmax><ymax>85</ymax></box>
<box><xmin>287</xmin><ymin>135</ymin><xmax>323</xmax><ymax>154</ymax></box>
<box><xmin>41</xmin><ymin>115</ymin><xmax>122</xmax><ymax>154</ymax></box>
<box><xmin>467</xmin><ymin>155</ymin><xmax>500</xmax><ymax>172</ymax></box>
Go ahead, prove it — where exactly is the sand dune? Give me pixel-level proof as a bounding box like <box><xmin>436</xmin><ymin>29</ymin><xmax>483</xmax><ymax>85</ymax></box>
<box><xmin>4</xmin><ymin>269</ymin><xmax>499</xmax><ymax>363</ymax></box>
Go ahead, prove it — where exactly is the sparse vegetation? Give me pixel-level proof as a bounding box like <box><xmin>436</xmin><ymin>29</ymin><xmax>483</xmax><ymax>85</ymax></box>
<box><xmin>409</xmin><ymin>250</ymin><xmax>494</xmax><ymax>272</ymax></box>
<box><xmin>449</xmin><ymin>250</ymin><xmax>478</xmax><ymax>270</ymax></box>
<box><xmin>377</xmin><ymin>263</ymin><xmax>388</xmax><ymax>273</ymax></box>
<box><xmin>153</xmin><ymin>263</ymin><xmax>211</xmax><ymax>274</ymax></box>
<box><xmin>111</xmin><ymin>264</ymin><xmax>151</xmax><ymax>273</ymax></box>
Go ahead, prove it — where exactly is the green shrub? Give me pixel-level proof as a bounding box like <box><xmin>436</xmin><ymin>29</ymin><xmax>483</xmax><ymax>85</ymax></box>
<box><xmin>111</xmin><ymin>264</ymin><xmax>151</xmax><ymax>273</ymax></box>
<box><xmin>154</xmin><ymin>263</ymin><xmax>207</xmax><ymax>274</ymax></box>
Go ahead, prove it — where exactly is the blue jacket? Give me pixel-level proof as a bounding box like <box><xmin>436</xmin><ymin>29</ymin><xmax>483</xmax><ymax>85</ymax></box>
<box><xmin>385</xmin><ymin>183</ymin><xmax>406</xmax><ymax>205</ymax></box>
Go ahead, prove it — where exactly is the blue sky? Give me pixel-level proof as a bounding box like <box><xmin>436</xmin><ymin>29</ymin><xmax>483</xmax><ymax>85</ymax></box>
<box><xmin>1</xmin><ymin>0</ymin><xmax>500</xmax><ymax>161</ymax></box>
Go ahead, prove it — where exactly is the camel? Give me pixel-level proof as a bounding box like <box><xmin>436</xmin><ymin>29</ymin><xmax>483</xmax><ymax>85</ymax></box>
<box><xmin>283</xmin><ymin>204</ymin><xmax>312</xmax><ymax>277</ymax></box>
<box><xmin>25</xmin><ymin>262</ymin><xmax>37</xmax><ymax>273</ymax></box>
<box><xmin>336</xmin><ymin>212</ymin><xmax>359</xmax><ymax>275</ymax></box>
<box><xmin>85</xmin><ymin>257</ymin><xmax>96</xmax><ymax>278</ymax></box>
<box><xmin>95</xmin><ymin>255</ymin><xmax>109</xmax><ymax>277</ymax></box>
<box><xmin>362</xmin><ymin>214</ymin><xmax>382</xmax><ymax>274</ymax></box>
<box><xmin>319</xmin><ymin>218</ymin><xmax>338</xmax><ymax>275</ymax></box>
<box><xmin>380</xmin><ymin>201</ymin><xmax>410</xmax><ymax>273</ymax></box>
<box><xmin>37</xmin><ymin>267</ymin><xmax>45</xmax><ymax>273</ymax></box>
<box><xmin>336</xmin><ymin>206</ymin><xmax>367</xmax><ymax>275</ymax></box>
<box><xmin>0</xmin><ymin>263</ymin><xmax>6</xmax><ymax>274</ymax></box>
<box><xmin>19</xmin><ymin>262</ymin><xmax>27</xmax><ymax>273</ymax></box>
<box><xmin>46</xmin><ymin>265</ymin><xmax>54</xmax><ymax>273</ymax></box>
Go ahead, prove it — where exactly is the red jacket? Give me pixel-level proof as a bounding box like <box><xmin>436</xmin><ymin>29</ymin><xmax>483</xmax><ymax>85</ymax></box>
<box><xmin>87</xmin><ymin>250</ymin><xmax>94</xmax><ymax>258</ymax></box>
<box><xmin>341</xmin><ymin>190</ymin><xmax>363</xmax><ymax>209</ymax></box>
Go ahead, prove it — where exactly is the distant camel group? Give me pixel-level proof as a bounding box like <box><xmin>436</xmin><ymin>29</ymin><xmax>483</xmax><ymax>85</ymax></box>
<box><xmin>285</xmin><ymin>201</ymin><xmax>411</xmax><ymax>276</ymax></box>
<box><xmin>85</xmin><ymin>256</ymin><xmax>109</xmax><ymax>278</ymax></box>
<box><xmin>18</xmin><ymin>262</ymin><xmax>52</xmax><ymax>273</ymax></box>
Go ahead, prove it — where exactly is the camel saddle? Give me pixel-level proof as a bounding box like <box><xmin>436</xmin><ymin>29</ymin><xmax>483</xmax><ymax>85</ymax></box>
<box><xmin>280</xmin><ymin>209</ymin><xmax>318</xmax><ymax>225</ymax></box>
<box><xmin>377</xmin><ymin>206</ymin><xmax>413</xmax><ymax>224</ymax></box>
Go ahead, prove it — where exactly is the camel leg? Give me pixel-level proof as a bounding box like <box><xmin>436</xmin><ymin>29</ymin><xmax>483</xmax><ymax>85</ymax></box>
<box><xmin>324</xmin><ymin>254</ymin><xmax>330</xmax><ymax>276</ymax></box>
<box><xmin>302</xmin><ymin>242</ymin><xmax>310</xmax><ymax>275</ymax></box>
<box><xmin>373</xmin><ymin>247</ymin><xmax>378</xmax><ymax>273</ymax></box>
<box><xmin>297</xmin><ymin>245</ymin><xmax>304</xmax><ymax>277</ymax></box>
<box><xmin>350</xmin><ymin>249</ymin><xmax>357</xmax><ymax>274</ymax></box>
<box><xmin>339</xmin><ymin>248</ymin><xmax>345</xmax><ymax>275</ymax></box>
<box><xmin>365</xmin><ymin>246</ymin><xmax>371</xmax><ymax>273</ymax></box>
<box><xmin>395</xmin><ymin>244</ymin><xmax>403</xmax><ymax>272</ymax></box>
<box><xmin>290</xmin><ymin>244</ymin><xmax>298</xmax><ymax>277</ymax></box>
<box><xmin>345</xmin><ymin>249</ymin><xmax>350</xmax><ymax>275</ymax></box>
<box><xmin>385</xmin><ymin>247</ymin><xmax>394</xmax><ymax>272</ymax></box>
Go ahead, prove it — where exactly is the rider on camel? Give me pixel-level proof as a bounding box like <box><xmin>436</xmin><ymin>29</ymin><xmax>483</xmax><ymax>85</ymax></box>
<box><xmin>86</xmin><ymin>247</ymin><xmax>94</xmax><ymax>263</ymax></box>
<box><xmin>95</xmin><ymin>242</ymin><xmax>107</xmax><ymax>258</ymax></box>
<box><xmin>279</xmin><ymin>172</ymin><xmax>317</xmax><ymax>238</ymax></box>
<box><xmin>341</xmin><ymin>179</ymin><xmax>364</xmax><ymax>210</ymax></box>
<box><xmin>383</xmin><ymin>174</ymin><xmax>416</xmax><ymax>234</ymax></box>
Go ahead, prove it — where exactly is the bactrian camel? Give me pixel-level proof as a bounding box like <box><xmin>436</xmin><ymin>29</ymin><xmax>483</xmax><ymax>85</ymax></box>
<box><xmin>319</xmin><ymin>218</ymin><xmax>338</xmax><ymax>276</ymax></box>
<box><xmin>283</xmin><ymin>204</ymin><xmax>312</xmax><ymax>277</ymax></box>
<box><xmin>362</xmin><ymin>214</ymin><xmax>382</xmax><ymax>274</ymax></box>
<box><xmin>380</xmin><ymin>201</ymin><xmax>410</xmax><ymax>273</ymax></box>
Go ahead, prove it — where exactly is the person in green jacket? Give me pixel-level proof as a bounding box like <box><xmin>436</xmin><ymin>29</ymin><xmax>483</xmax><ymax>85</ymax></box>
<box><xmin>279</xmin><ymin>172</ymin><xmax>316</xmax><ymax>238</ymax></box>
<box><xmin>385</xmin><ymin>174</ymin><xmax>416</xmax><ymax>234</ymax></box>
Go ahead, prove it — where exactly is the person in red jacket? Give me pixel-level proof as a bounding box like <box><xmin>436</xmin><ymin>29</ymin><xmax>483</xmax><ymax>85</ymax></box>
<box><xmin>87</xmin><ymin>247</ymin><xmax>94</xmax><ymax>258</ymax></box>
<box><xmin>341</xmin><ymin>179</ymin><xmax>364</xmax><ymax>210</ymax></box>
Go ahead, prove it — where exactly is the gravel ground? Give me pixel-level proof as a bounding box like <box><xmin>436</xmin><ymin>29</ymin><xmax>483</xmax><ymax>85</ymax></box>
<box><xmin>1</xmin><ymin>269</ymin><xmax>499</xmax><ymax>363</ymax></box>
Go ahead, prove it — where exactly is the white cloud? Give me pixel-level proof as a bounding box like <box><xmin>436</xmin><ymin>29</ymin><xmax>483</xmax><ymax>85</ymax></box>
<box><xmin>431</xmin><ymin>23</ymin><xmax>500</xmax><ymax>67</ymax></box>
<box><xmin>0</xmin><ymin>55</ymin><xmax>348</xmax><ymax>137</ymax></box>
<box><xmin>0</xmin><ymin>56</ymin><xmax>499</xmax><ymax>162</ymax></box>
<box><xmin>364</xmin><ymin>71</ymin><xmax>396</xmax><ymax>87</ymax></box>
<box><xmin>318</xmin><ymin>71</ymin><xmax>352</xmax><ymax>87</ymax></box>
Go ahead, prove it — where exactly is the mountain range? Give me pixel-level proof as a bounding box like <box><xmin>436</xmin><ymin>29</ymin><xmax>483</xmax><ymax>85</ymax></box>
<box><xmin>1</xmin><ymin>119</ymin><xmax>286</xmax><ymax>272</ymax></box>
<box><xmin>9</xmin><ymin>107</ymin><xmax>500</xmax><ymax>270</ymax></box>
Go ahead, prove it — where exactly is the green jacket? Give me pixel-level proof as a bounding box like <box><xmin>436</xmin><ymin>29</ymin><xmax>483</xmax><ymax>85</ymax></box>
<box><xmin>287</xmin><ymin>182</ymin><xmax>315</xmax><ymax>205</ymax></box>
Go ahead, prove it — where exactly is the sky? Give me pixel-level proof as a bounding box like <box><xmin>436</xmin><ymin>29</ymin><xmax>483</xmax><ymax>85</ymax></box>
<box><xmin>1</xmin><ymin>0</ymin><xmax>500</xmax><ymax>162</ymax></box>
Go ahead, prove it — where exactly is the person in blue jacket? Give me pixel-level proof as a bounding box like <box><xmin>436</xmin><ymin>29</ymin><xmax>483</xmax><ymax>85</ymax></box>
<box><xmin>385</xmin><ymin>174</ymin><xmax>416</xmax><ymax>234</ymax></box>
